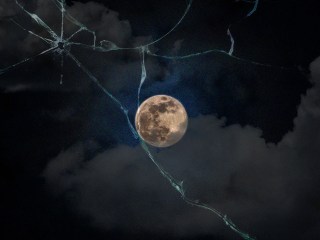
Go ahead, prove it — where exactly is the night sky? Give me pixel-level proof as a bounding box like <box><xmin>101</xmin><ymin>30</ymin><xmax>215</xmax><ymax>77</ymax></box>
<box><xmin>1</xmin><ymin>0</ymin><xmax>320</xmax><ymax>239</ymax></box>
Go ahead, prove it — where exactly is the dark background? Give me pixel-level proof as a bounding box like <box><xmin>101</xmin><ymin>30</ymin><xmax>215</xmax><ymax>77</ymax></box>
<box><xmin>1</xmin><ymin>0</ymin><xmax>320</xmax><ymax>239</ymax></box>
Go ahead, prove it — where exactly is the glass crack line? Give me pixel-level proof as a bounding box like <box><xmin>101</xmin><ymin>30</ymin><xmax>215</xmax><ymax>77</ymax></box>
<box><xmin>74</xmin><ymin>0</ymin><xmax>290</xmax><ymax>104</ymax></box>
<box><xmin>0</xmin><ymin>0</ymin><xmax>97</xmax><ymax>85</ymax></box>
<box><xmin>137</xmin><ymin>47</ymin><xmax>147</xmax><ymax>108</ymax></box>
<box><xmin>247</xmin><ymin>0</ymin><xmax>259</xmax><ymax>17</ymax></box>
<box><xmin>68</xmin><ymin>1</ymin><xmax>259</xmax><ymax>238</ymax></box>
<box><xmin>227</xmin><ymin>27</ymin><xmax>235</xmax><ymax>55</ymax></box>
<box><xmin>69</xmin><ymin>53</ymin><xmax>256</xmax><ymax>239</ymax></box>
<box><xmin>0</xmin><ymin>1</ymin><xmax>269</xmax><ymax>239</ymax></box>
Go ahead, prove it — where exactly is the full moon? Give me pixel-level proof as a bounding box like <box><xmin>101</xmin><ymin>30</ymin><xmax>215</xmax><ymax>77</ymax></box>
<box><xmin>135</xmin><ymin>95</ymin><xmax>188</xmax><ymax>148</ymax></box>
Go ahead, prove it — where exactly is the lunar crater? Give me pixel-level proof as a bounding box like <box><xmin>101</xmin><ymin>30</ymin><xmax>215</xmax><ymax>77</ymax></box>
<box><xmin>135</xmin><ymin>95</ymin><xmax>188</xmax><ymax>148</ymax></box>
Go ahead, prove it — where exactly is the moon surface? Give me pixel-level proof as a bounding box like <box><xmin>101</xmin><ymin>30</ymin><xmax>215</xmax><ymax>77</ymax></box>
<box><xmin>135</xmin><ymin>95</ymin><xmax>188</xmax><ymax>148</ymax></box>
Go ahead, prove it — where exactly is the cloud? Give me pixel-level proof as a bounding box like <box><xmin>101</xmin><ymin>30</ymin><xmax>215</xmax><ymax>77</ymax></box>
<box><xmin>0</xmin><ymin>0</ymin><xmax>166</xmax><ymax>93</ymax></box>
<box><xmin>42</xmin><ymin>56</ymin><xmax>320</xmax><ymax>238</ymax></box>
<box><xmin>65</xmin><ymin>1</ymin><xmax>132</xmax><ymax>46</ymax></box>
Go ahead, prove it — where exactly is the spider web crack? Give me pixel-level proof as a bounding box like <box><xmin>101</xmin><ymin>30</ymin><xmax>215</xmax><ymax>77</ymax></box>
<box><xmin>0</xmin><ymin>1</ymin><xmax>273</xmax><ymax>239</ymax></box>
<box><xmin>0</xmin><ymin>0</ymin><xmax>98</xmax><ymax>84</ymax></box>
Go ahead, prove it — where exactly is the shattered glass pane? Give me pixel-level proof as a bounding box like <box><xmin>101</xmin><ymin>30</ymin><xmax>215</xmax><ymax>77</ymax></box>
<box><xmin>1</xmin><ymin>0</ymin><xmax>293</xmax><ymax>239</ymax></box>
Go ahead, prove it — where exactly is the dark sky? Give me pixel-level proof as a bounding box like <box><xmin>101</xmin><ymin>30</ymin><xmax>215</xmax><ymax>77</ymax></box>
<box><xmin>1</xmin><ymin>0</ymin><xmax>320</xmax><ymax>239</ymax></box>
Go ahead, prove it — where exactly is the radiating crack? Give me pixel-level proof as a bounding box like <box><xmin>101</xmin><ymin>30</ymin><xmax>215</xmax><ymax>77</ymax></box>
<box><xmin>0</xmin><ymin>0</ymin><xmax>98</xmax><ymax>84</ymax></box>
<box><xmin>0</xmin><ymin>0</ymin><xmax>273</xmax><ymax>239</ymax></box>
